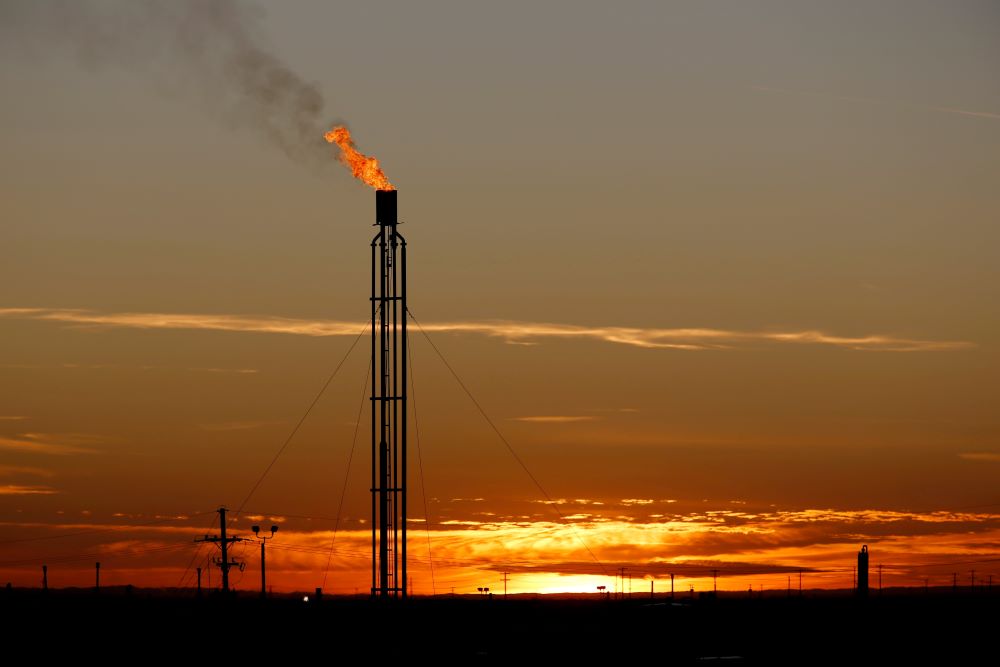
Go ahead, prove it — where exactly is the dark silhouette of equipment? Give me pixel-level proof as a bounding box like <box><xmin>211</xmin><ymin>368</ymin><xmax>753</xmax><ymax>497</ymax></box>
<box><xmin>617</xmin><ymin>567</ymin><xmax>628</xmax><ymax>600</ymax></box>
<box><xmin>371</xmin><ymin>189</ymin><xmax>408</xmax><ymax>599</ymax></box>
<box><xmin>857</xmin><ymin>545</ymin><xmax>869</xmax><ymax>597</ymax></box>
<box><xmin>252</xmin><ymin>523</ymin><xmax>278</xmax><ymax>599</ymax></box>
<box><xmin>194</xmin><ymin>507</ymin><xmax>246</xmax><ymax>593</ymax></box>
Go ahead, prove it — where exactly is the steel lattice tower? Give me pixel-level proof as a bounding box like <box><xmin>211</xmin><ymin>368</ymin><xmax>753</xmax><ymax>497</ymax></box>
<box><xmin>371</xmin><ymin>189</ymin><xmax>406</xmax><ymax>598</ymax></box>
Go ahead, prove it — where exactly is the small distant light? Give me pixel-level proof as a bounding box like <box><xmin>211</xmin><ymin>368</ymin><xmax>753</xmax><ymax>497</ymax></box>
<box><xmin>303</xmin><ymin>595</ymin><xmax>309</xmax><ymax>602</ymax></box>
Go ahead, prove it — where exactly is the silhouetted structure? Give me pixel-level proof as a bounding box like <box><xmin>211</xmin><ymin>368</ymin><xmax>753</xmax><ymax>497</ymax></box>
<box><xmin>194</xmin><ymin>507</ymin><xmax>246</xmax><ymax>592</ymax></box>
<box><xmin>95</xmin><ymin>562</ymin><xmax>100</xmax><ymax>592</ymax></box>
<box><xmin>857</xmin><ymin>545</ymin><xmax>869</xmax><ymax>597</ymax></box>
<box><xmin>252</xmin><ymin>523</ymin><xmax>278</xmax><ymax>599</ymax></box>
<box><xmin>371</xmin><ymin>189</ymin><xmax>407</xmax><ymax>599</ymax></box>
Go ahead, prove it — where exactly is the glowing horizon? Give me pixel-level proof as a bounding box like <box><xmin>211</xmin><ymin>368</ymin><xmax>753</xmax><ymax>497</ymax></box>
<box><xmin>3</xmin><ymin>503</ymin><xmax>997</xmax><ymax>594</ymax></box>
<box><xmin>2</xmin><ymin>1</ymin><xmax>998</xmax><ymax>602</ymax></box>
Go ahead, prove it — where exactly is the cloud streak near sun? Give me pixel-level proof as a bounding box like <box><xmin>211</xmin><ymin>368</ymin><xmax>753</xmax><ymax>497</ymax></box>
<box><xmin>0</xmin><ymin>308</ymin><xmax>973</xmax><ymax>352</ymax></box>
<box><xmin>1</xmin><ymin>506</ymin><xmax>998</xmax><ymax>593</ymax></box>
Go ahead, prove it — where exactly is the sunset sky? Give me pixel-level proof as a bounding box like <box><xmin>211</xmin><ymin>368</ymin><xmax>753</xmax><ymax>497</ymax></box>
<box><xmin>1</xmin><ymin>1</ymin><xmax>998</xmax><ymax>595</ymax></box>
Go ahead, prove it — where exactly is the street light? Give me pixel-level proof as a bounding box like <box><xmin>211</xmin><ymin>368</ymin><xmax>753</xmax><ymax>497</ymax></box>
<box><xmin>252</xmin><ymin>524</ymin><xmax>278</xmax><ymax>599</ymax></box>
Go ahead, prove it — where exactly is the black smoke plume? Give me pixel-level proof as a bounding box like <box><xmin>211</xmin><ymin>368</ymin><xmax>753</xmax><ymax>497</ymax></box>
<box><xmin>0</xmin><ymin>0</ymin><xmax>335</xmax><ymax>164</ymax></box>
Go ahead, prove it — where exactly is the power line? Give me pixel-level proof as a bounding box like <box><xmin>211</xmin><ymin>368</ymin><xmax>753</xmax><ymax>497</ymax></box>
<box><xmin>408</xmin><ymin>332</ymin><xmax>437</xmax><ymax>595</ymax></box>
<box><xmin>0</xmin><ymin>511</ymin><xmax>216</xmax><ymax>546</ymax></box>
<box><xmin>322</xmin><ymin>352</ymin><xmax>372</xmax><ymax>590</ymax></box>
<box><xmin>407</xmin><ymin>309</ymin><xmax>608</xmax><ymax>577</ymax></box>
<box><xmin>233</xmin><ymin>321</ymin><xmax>369</xmax><ymax>519</ymax></box>
<box><xmin>0</xmin><ymin>542</ymin><xmax>192</xmax><ymax>567</ymax></box>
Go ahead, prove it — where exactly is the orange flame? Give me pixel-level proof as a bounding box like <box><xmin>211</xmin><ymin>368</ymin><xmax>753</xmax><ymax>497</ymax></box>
<box><xmin>324</xmin><ymin>126</ymin><xmax>395</xmax><ymax>191</ymax></box>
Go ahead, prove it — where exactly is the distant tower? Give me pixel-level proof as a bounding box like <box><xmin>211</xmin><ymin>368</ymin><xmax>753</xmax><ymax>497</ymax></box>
<box><xmin>857</xmin><ymin>545</ymin><xmax>869</xmax><ymax>597</ymax></box>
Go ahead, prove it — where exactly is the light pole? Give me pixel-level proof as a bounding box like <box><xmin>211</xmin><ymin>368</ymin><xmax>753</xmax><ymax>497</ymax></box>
<box><xmin>252</xmin><ymin>524</ymin><xmax>278</xmax><ymax>599</ymax></box>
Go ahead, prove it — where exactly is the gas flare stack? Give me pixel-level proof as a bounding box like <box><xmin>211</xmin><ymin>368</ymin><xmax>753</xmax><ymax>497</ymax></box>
<box><xmin>371</xmin><ymin>189</ymin><xmax>407</xmax><ymax>599</ymax></box>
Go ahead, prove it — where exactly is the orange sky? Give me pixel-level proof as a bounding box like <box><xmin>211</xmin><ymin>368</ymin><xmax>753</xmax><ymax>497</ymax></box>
<box><xmin>1</xmin><ymin>2</ymin><xmax>999</xmax><ymax>593</ymax></box>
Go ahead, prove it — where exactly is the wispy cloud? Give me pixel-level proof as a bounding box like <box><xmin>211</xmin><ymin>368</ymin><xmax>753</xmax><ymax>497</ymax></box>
<box><xmin>200</xmin><ymin>420</ymin><xmax>285</xmax><ymax>432</ymax></box>
<box><xmin>198</xmin><ymin>368</ymin><xmax>259</xmax><ymax>374</ymax></box>
<box><xmin>959</xmin><ymin>453</ymin><xmax>1000</xmax><ymax>463</ymax></box>
<box><xmin>750</xmin><ymin>84</ymin><xmax>1000</xmax><ymax>121</ymax></box>
<box><xmin>5</xmin><ymin>362</ymin><xmax>258</xmax><ymax>374</ymax></box>
<box><xmin>0</xmin><ymin>307</ymin><xmax>973</xmax><ymax>352</ymax></box>
<box><xmin>0</xmin><ymin>433</ymin><xmax>100</xmax><ymax>455</ymax></box>
<box><xmin>1</xmin><ymin>507</ymin><xmax>998</xmax><ymax>593</ymax></box>
<box><xmin>0</xmin><ymin>484</ymin><xmax>58</xmax><ymax>495</ymax></box>
<box><xmin>0</xmin><ymin>464</ymin><xmax>54</xmax><ymax>477</ymax></box>
<box><xmin>511</xmin><ymin>416</ymin><xmax>598</xmax><ymax>423</ymax></box>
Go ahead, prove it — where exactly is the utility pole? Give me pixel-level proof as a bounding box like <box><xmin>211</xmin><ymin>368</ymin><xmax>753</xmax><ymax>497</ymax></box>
<box><xmin>42</xmin><ymin>565</ymin><xmax>47</xmax><ymax>591</ymax></box>
<box><xmin>711</xmin><ymin>569</ymin><xmax>719</xmax><ymax>594</ymax></box>
<box><xmin>194</xmin><ymin>507</ymin><xmax>246</xmax><ymax>593</ymax></box>
<box><xmin>670</xmin><ymin>573</ymin><xmax>675</xmax><ymax>601</ymax></box>
<box><xmin>501</xmin><ymin>572</ymin><xmax>510</xmax><ymax>598</ymax></box>
<box><xmin>196</xmin><ymin>567</ymin><xmax>202</xmax><ymax>596</ymax></box>
<box><xmin>650</xmin><ymin>579</ymin><xmax>654</xmax><ymax>600</ymax></box>
<box><xmin>95</xmin><ymin>562</ymin><xmax>100</xmax><ymax>592</ymax></box>
<box><xmin>878</xmin><ymin>564</ymin><xmax>882</xmax><ymax>592</ymax></box>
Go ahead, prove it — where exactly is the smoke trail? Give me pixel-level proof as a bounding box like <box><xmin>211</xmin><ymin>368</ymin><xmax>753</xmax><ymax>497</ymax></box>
<box><xmin>0</xmin><ymin>0</ymin><xmax>334</xmax><ymax>164</ymax></box>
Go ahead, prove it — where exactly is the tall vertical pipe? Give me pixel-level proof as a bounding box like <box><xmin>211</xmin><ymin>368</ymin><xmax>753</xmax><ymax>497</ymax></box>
<box><xmin>372</xmin><ymin>189</ymin><xmax>406</xmax><ymax>598</ymax></box>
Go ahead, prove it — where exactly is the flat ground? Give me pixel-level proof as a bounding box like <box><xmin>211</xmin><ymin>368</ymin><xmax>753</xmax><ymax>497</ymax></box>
<box><xmin>3</xmin><ymin>588</ymin><xmax>995</xmax><ymax>662</ymax></box>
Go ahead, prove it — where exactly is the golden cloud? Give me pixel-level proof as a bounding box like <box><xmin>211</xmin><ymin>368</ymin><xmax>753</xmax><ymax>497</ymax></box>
<box><xmin>0</xmin><ymin>307</ymin><xmax>975</xmax><ymax>352</ymax></box>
